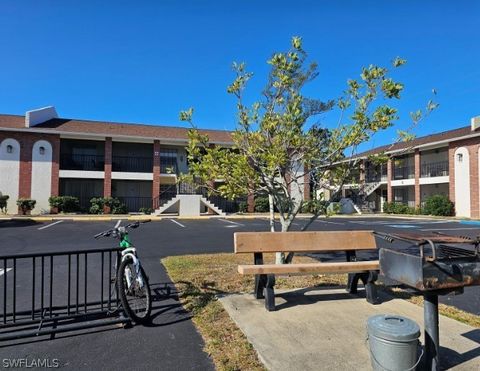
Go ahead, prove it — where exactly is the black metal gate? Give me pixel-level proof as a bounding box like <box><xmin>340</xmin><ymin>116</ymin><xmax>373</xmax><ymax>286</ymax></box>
<box><xmin>0</xmin><ymin>247</ymin><xmax>130</xmax><ymax>341</ymax></box>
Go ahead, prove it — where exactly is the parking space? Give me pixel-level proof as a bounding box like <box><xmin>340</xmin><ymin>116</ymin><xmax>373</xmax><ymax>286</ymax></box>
<box><xmin>0</xmin><ymin>215</ymin><xmax>479</xmax><ymax>368</ymax></box>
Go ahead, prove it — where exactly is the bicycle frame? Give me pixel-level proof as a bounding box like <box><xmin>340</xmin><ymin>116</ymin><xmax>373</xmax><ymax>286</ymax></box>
<box><xmin>115</xmin><ymin>222</ymin><xmax>145</xmax><ymax>290</ymax></box>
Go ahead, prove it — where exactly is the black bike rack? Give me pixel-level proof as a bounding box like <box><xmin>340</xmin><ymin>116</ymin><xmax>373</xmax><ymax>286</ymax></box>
<box><xmin>0</xmin><ymin>247</ymin><xmax>131</xmax><ymax>342</ymax></box>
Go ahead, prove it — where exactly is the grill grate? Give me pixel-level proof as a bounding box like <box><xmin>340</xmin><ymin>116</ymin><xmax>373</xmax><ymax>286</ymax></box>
<box><xmin>435</xmin><ymin>244</ymin><xmax>477</xmax><ymax>260</ymax></box>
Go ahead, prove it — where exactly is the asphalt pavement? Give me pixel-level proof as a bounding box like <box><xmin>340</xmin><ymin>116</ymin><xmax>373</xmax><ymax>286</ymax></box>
<box><xmin>0</xmin><ymin>216</ymin><xmax>480</xmax><ymax>369</ymax></box>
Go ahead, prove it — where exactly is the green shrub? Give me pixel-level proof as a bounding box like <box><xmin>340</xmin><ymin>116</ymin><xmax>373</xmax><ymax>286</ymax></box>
<box><xmin>16</xmin><ymin>198</ymin><xmax>36</xmax><ymax>215</ymax></box>
<box><xmin>89</xmin><ymin>197</ymin><xmax>127</xmax><ymax>214</ymax></box>
<box><xmin>326</xmin><ymin>202</ymin><xmax>341</xmax><ymax>215</ymax></box>
<box><xmin>237</xmin><ymin>201</ymin><xmax>248</xmax><ymax>213</ymax></box>
<box><xmin>0</xmin><ymin>194</ymin><xmax>9</xmax><ymax>214</ymax></box>
<box><xmin>254</xmin><ymin>197</ymin><xmax>270</xmax><ymax>212</ymax></box>
<box><xmin>422</xmin><ymin>195</ymin><xmax>454</xmax><ymax>216</ymax></box>
<box><xmin>139</xmin><ymin>207</ymin><xmax>153</xmax><ymax>215</ymax></box>
<box><xmin>301</xmin><ymin>200</ymin><xmax>329</xmax><ymax>214</ymax></box>
<box><xmin>48</xmin><ymin>196</ymin><xmax>80</xmax><ymax>213</ymax></box>
<box><xmin>89</xmin><ymin>197</ymin><xmax>105</xmax><ymax>214</ymax></box>
<box><xmin>383</xmin><ymin>201</ymin><xmax>421</xmax><ymax>215</ymax></box>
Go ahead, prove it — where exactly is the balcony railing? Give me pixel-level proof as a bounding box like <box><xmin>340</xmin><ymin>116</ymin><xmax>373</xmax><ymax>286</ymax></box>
<box><xmin>160</xmin><ymin>158</ymin><xmax>178</xmax><ymax>174</ymax></box>
<box><xmin>60</xmin><ymin>154</ymin><xmax>104</xmax><ymax>171</ymax></box>
<box><xmin>393</xmin><ymin>165</ymin><xmax>415</xmax><ymax>180</ymax></box>
<box><xmin>116</xmin><ymin>196</ymin><xmax>153</xmax><ymax>212</ymax></box>
<box><xmin>112</xmin><ymin>156</ymin><xmax>153</xmax><ymax>173</ymax></box>
<box><xmin>366</xmin><ymin>172</ymin><xmax>388</xmax><ymax>183</ymax></box>
<box><xmin>420</xmin><ymin>161</ymin><xmax>448</xmax><ymax>178</ymax></box>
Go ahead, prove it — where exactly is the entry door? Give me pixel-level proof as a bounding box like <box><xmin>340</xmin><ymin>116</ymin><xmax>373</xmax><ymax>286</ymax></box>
<box><xmin>380</xmin><ymin>189</ymin><xmax>387</xmax><ymax>212</ymax></box>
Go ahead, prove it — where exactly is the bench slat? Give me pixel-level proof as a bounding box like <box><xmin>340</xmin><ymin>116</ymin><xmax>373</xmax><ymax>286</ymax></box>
<box><xmin>238</xmin><ymin>260</ymin><xmax>380</xmax><ymax>275</ymax></box>
<box><xmin>234</xmin><ymin>230</ymin><xmax>376</xmax><ymax>253</ymax></box>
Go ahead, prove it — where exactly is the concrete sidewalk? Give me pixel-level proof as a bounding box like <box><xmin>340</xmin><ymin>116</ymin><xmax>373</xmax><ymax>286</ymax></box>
<box><xmin>220</xmin><ymin>288</ymin><xmax>480</xmax><ymax>370</ymax></box>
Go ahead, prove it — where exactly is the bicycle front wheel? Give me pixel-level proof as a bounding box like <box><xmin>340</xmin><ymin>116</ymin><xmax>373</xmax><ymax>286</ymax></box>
<box><xmin>117</xmin><ymin>257</ymin><xmax>152</xmax><ymax>324</ymax></box>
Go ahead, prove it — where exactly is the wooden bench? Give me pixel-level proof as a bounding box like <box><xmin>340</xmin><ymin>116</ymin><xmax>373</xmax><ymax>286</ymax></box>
<box><xmin>234</xmin><ymin>230</ymin><xmax>380</xmax><ymax>311</ymax></box>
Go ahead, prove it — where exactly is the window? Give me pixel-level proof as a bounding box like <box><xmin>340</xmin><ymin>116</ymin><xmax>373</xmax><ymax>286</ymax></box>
<box><xmin>457</xmin><ymin>153</ymin><xmax>463</xmax><ymax>162</ymax></box>
<box><xmin>6</xmin><ymin>144</ymin><xmax>13</xmax><ymax>154</ymax></box>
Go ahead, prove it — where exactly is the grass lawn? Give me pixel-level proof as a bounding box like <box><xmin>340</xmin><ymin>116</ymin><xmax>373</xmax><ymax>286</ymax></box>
<box><xmin>162</xmin><ymin>253</ymin><xmax>480</xmax><ymax>370</ymax></box>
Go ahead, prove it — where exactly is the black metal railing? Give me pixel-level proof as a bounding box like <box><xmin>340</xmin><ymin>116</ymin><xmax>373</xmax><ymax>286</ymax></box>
<box><xmin>153</xmin><ymin>185</ymin><xmax>178</xmax><ymax>209</ymax></box>
<box><xmin>207</xmin><ymin>195</ymin><xmax>245</xmax><ymax>213</ymax></box>
<box><xmin>160</xmin><ymin>158</ymin><xmax>178</xmax><ymax>174</ymax></box>
<box><xmin>393</xmin><ymin>165</ymin><xmax>415</xmax><ymax>180</ymax></box>
<box><xmin>177</xmin><ymin>182</ymin><xmax>204</xmax><ymax>195</ymax></box>
<box><xmin>112</xmin><ymin>156</ymin><xmax>153</xmax><ymax>173</ymax></box>
<box><xmin>420</xmin><ymin>161</ymin><xmax>449</xmax><ymax>178</ymax></box>
<box><xmin>116</xmin><ymin>196</ymin><xmax>152</xmax><ymax>212</ymax></box>
<box><xmin>0</xmin><ymin>248</ymin><xmax>128</xmax><ymax>341</ymax></box>
<box><xmin>60</xmin><ymin>154</ymin><xmax>104</xmax><ymax>171</ymax></box>
<box><xmin>365</xmin><ymin>166</ymin><xmax>387</xmax><ymax>183</ymax></box>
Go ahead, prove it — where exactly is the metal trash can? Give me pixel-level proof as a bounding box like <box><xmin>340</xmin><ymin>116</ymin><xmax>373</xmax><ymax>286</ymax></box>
<box><xmin>367</xmin><ymin>314</ymin><xmax>421</xmax><ymax>371</ymax></box>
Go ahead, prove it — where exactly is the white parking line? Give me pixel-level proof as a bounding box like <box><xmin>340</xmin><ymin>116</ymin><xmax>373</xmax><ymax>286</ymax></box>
<box><xmin>38</xmin><ymin>220</ymin><xmax>64</xmax><ymax>230</ymax></box>
<box><xmin>317</xmin><ymin>220</ymin><xmax>343</xmax><ymax>225</ymax></box>
<box><xmin>0</xmin><ymin>268</ymin><xmax>12</xmax><ymax>276</ymax></box>
<box><xmin>169</xmin><ymin>219</ymin><xmax>186</xmax><ymax>228</ymax></box>
<box><xmin>420</xmin><ymin>227</ymin><xmax>479</xmax><ymax>231</ymax></box>
<box><xmin>219</xmin><ymin>219</ymin><xmax>244</xmax><ymax>227</ymax></box>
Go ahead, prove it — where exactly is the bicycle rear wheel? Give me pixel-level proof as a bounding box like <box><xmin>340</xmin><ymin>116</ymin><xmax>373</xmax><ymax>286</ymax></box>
<box><xmin>117</xmin><ymin>256</ymin><xmax>152</xmax><ymax>324</ymax></box>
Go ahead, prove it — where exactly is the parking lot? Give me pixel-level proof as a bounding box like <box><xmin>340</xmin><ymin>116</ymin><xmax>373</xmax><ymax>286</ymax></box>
<box><xmin>1</xmin><ymin>216</ymin><xmax>480</xmax><ymax>369</ymax></box>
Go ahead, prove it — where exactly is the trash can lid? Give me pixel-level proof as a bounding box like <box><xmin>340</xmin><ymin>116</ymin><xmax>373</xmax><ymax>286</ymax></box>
<box><xmin>367</xmin><ymin>314</ymin><xmax>420</xmax><ymax>342</ymax></box>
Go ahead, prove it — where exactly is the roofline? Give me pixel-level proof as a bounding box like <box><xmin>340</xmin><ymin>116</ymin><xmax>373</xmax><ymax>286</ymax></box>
<box><xmin>340</xmin><ymin>129</ymin><xmax>480</xmax><ymax>163</ymax></box>
<box><xmin>0</xmin><ymin>127</ymin><xmax>234</xmax><ymax>146</ymax></box>
<box><xmin>355</xmin><ymin>129</ymin><xmax>480</xmax><ymax>159</ymax></box>
<box><xmin>0</xmin><ymin>113</ymin><xmax>233</xmax><ymax>136</ymax></box>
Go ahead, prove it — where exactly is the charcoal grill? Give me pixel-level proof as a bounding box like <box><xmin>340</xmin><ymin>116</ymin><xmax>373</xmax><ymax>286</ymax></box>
<box><xmin>374</xmin><ymin>231</ymin><xmax>480</xmax><ymax>371</ymax></box>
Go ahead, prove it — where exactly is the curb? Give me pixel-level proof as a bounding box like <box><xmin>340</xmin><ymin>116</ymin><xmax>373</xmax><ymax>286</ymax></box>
<box><xmin>0</xmin><ymin>213</ymin><xmax>474</xmax><ymax>223</ymax></box>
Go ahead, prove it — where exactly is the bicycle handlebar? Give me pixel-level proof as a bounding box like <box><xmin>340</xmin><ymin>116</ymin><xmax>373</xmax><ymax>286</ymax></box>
<box><xmin>94</xmin><ymin>219</ymin><xmax>151</xmax><ymax>239</ymax></box>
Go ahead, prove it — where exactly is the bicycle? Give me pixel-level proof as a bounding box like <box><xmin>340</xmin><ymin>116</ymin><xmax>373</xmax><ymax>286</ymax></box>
<box><xmin>94</xmin><ymin>220</ymin><xmax>152</xmax><ymax>324</ymax></box>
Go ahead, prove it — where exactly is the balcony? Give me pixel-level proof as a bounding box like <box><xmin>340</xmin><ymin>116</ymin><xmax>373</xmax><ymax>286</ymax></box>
<box><xmin>393</xmin><ymin>165</ymin><xmax>415</xmax><ymax>180</ymax></box>
<box><xmin>112</xmin><ymin>156</ymin><xmax>153</xmax><ymax>173</ymax></box>
<box><xmin>366</xmin><ymin>171</ymin><xmax>387</xmax><ymax>183</ymax></box>
<box><xmin>60</xmin><ymin>154</ymin><xmax>104</xmax><ymax>171</ymax></box>
<box><xmin>160</xmin><ymin>157</ymin><xmax>178</xmax><ymax>174</ymax></box>
<box><xmin>420</xmin><ymin>161</ymin><xmax>448</xmax><ymax>178</ymax></box>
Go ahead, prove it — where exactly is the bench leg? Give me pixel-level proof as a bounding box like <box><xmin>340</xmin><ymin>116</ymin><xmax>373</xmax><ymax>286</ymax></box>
<box><xmin>264</xmin><ymin>274</ymin><xmax>276</xmax><ymax>311</ymax></box>
<box><xmin>365</xmin><ymin>271</ymin><xmax>380</xmax><ymax>305</ymax></box>
<box><xmin>254</xmin><ymin>274</ymin><xmax>267</xmax><ymax>299</ymax></box>
<box><xmin>346</xmin><ymin>273</ymin><xmax>365</xmax><ymax>294</ymax></box>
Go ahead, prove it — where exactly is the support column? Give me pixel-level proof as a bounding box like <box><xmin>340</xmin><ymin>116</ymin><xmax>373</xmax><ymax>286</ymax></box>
<box><xmin>414</xmin><ymin>149</ymin><xmax>421</xmax><ymax>208</ymax></box>
<box><xmin>50</xmin><ymin>135</ymin><xmax>61</xmax><ymax>213</ymax></box>
<box><xmin>448</xmin><ymin>143</ymin><xmax>455</xmax><ymax>204</ymax></box>
<box><xmin>18</xmin><ymin>137</ymin><xmax>33</xmax><ymax>214</ymax></box>
<box><xmin>207</xmin><ymin>143</ymin><xmax>216</xmax><ymax>214</ymax></box>
<box><xmin>387</xmin><ymin>158</ymin><xmax>393</xmax><ymax>202</ymax></box>
<box><xmin>103</xmin><ymin>137</ymin><xmax>112</xmax><ymax>213</ymax></box>
<box><xmin>303</xmin><ymin>166</ymin><xmax>311</xmax><ymax>201</ymax></box>
<box><xmin>152</xmin><ymin>140</ymin><xmax>161</xmax><ymax>209</ymax></box>
<box><xmin>359</xmin><ymin>160</ymin><xmax>365</xmax><ymax>184</ymax></box>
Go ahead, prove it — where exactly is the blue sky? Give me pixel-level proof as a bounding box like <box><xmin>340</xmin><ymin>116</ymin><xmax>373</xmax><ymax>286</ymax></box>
<box><xmin>0</xmin><ymin>1</ymin><xmax>478</xmax><ymax>152</ymax></box>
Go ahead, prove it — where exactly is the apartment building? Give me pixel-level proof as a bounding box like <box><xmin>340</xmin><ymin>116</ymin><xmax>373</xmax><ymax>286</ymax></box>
<box><xmin>341</xmin><ymin>115</ymin><xmax>480</xmax><ymax>218</ymax></box>
<box><xmin>0</xmin><ymin>106</ymin><xmax>240</xmax><ymax>214</ymax></box>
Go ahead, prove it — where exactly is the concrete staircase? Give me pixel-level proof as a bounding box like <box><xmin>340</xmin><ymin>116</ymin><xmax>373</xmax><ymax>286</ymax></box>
<box><xmin>154</xmin><ymin>195</ymin><xmax>226</xmax><ymax>216</ymax></box>
<box><xmin>200</xmin><ymin>196</ymin><xmax>226</xmax><ymax>216</ymax></box>
<box><xmin>361</xmin><ymin>181</ymin><xmax>381</xmax><ymax>197</ymax></box>
<box><xmin>348</xmin><ymin>181</ymin><xmax>382</xmax><ymax>214</ymax></box>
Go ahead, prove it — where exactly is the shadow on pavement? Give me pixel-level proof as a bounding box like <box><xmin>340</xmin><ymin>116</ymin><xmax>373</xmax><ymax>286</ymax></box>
<box><xmin>275</xmin><ymin>285</ymin><xmax>394</xmax><ymax>311</ymax></box>
<box><xmin>0</xmin><ymin>220</ymin><xmax>39</xmax><ymax>228</ymax></box>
